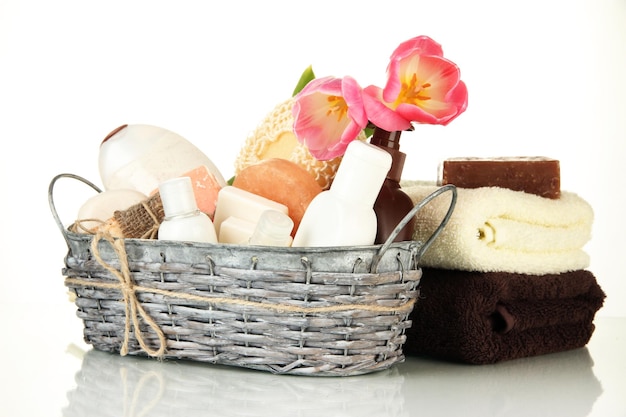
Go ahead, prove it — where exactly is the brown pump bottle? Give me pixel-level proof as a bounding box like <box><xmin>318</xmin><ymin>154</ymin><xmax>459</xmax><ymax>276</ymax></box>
<box><xmin>370</xmin><ymin>128</ymin><xmax>416</xmax><ymax>244</ymax></box>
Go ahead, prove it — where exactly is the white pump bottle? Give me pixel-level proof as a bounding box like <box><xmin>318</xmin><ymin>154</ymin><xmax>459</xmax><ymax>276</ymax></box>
<box><xmin>292</xmin><ymin>140</ymin><xmax>392</xmax><ymax>247</ymax></box>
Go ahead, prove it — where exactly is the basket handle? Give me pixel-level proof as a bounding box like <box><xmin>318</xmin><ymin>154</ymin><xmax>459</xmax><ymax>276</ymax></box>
<box><xmin>48</xmin><ymin>173</ymin><xmax>456</xmax><ymax>265</ymax></box>
<box><xmin>48</xmin><ymin>173</ymin><xmax>102</xmax><ymax>248</ymax></box>
<box><xmin>372</xmin><ymin>184</ymin><xmax>457</xmax><ymax>271</ymax></box>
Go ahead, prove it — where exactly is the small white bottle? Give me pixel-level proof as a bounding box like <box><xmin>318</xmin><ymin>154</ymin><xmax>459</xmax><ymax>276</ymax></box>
<box><xmin>249</xmin><ymin>210</ymin><xmax>294</xmax><ymax>247</ymax></box>
<box><xmin>292</xmin><ymin>140</ymin><xmax>392</xmax><ymax>247</ymax></box>
<box><xmin>157</xmin><ymin>177</ymin><xmax>218</xmax><ymax>243</ymax></box>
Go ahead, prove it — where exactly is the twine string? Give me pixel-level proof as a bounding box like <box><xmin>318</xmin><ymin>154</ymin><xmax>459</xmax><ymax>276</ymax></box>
<box><xmin>138</xmin><ymin>200</ymin><xmax>160</xmax><ymax>240</ymax></box>
<box><xmin>77</xmin><ymin>231</ymin><xmax>416</xmax><ymax>358</ymax></box>
<box><xmin>67</xmin><ymin>275</ymin><xmax>416</xmax><ymax>314</ymax></box>
<box><xmin>70</xmin><ymin>218</ymin><xmax>105</xmax><ymax>234</ymax></box>
<box><xmin>90</xmin><ymin>231</ymin><xmax>167</xmax><ymax>357</ymax></box>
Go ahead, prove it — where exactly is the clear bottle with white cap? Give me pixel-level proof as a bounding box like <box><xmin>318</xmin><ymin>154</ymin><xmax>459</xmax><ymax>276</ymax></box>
<box><xmin>292</xmin><ymin>140</ymin><xmax>392</xmax><ymax>247</ymax></box>
<box><xmin>157</xmin><ymin>177</ymin><xmax>218</xmax><ymax>243</ymax></box>
<box><xmin>248</xmin><ymin>209</ymin><xmax>294</xmax><ymax>247</ymax></box>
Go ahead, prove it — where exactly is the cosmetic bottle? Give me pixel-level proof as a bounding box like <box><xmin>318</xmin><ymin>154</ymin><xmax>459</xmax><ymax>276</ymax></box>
<box><xmin>370</xmin><ymin>128</ymin><xmax>416</xmax><ymax>243</ymax></box>
<box><xmin>99</xmin><ymin>124</ymin><xmax>225</xmax><ymax>196</ymax></box>
<box><xmin>292</xmin><ymin>140</ymin><xmax>392</xmax><ymax>247</ymax></box>
<box><xmin>249</xmin><ymin>210</ymin><xmax>294</xmax><ymax>247</ymax></box>
<box><xmin>157</xmin><ymin>177</ymin><xmax>218</xmax><ymax>243</ymax></box>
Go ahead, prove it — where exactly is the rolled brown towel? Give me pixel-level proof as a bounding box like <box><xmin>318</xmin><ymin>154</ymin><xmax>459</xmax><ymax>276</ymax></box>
<box><xmin>404</xmin><ymin>268</ymin><xmax>605</xmax><ymax>364</ymax></box>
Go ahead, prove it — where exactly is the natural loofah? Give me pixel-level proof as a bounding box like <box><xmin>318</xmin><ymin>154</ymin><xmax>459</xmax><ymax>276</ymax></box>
<box><xmin>234</xmin><ymin>97</ymin><xmax>366</xmax><ymax>190</ymax></box>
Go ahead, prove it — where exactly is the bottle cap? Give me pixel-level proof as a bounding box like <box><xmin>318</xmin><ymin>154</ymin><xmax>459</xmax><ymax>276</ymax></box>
<box><xmin>330</xmin><ymin>140</ymin><xmax>392</xmax><ymax>206</ymax></box>
<box><xmin>250</xmin><ymin>210</ymin><xmax>294</xmax><ymax>246</ymax></box>
<box><xmin>159</xmin><ymin>177</ymin><xmax>199</xmax><ymax>218</ymax></box>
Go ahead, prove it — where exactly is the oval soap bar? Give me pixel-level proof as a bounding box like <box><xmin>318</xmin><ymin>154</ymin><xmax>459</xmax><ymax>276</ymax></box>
<box><xmin>232</xmin><ymin>158</ymin><xmax>322</xmax><ymax>235</ymax></box>
<box><xmin>76</xmin><ymin>189</ymin><xmax>147</xmax><ymax>233</ymax></box>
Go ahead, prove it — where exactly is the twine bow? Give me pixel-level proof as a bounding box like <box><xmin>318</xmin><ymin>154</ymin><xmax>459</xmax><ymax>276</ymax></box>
<box><xmin>71</xmin><ymin>232</ymin><xmax>417</xmax><ymax>359</ymax></box>
<box><xmin>90</xmin><ymin>231</ymin><xmax>167</xmax><ymax>357</ymax></box>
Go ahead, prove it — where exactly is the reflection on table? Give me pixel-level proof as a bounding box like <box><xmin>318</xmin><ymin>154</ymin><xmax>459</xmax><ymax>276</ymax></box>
<box><xmin>64</xmin><ymin>348</ymin><xmax>407</xmax><ymax>417</ymax></box>
<box><xmin>63</xmin><ymin>345</ymin><xmax>601</xmax><ymax>417</ymax></box>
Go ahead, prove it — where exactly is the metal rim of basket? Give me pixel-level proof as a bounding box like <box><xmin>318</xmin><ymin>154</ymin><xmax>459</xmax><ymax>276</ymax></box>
<box><xmin>48</xmin><ymin>173</ymin><xmax>457</xmax><ymax>271</ymax></box>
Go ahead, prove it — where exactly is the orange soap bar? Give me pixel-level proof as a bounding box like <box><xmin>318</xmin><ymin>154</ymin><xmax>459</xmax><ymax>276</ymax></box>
<box><xmin>151</xmin><ymin>165</ymin><xmax>222</xmax><ymax>219</ymax></box>
<box><xmin>440</xmin><ymin>157</ymin><xmax>561</xmax><ymax>199</ymax></box>
<box><xmin>232</xmin><ymin>158</ymin><xmax>322</xmax><ymax>235</ymax></box>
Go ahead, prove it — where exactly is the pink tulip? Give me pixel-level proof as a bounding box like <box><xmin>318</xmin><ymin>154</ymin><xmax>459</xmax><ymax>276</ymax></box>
<box><xmin>292</xmin><ymin>76</ymin><xmax>368</xmax><ymax>160</ymax></box>
<box><xmin>362</xmin><ymin>85</ymin><xmax>413</xmax><ymax>132</ymax></box>
<box><xmin>368</xmin><ymin>35</ymin><xmax>468</xmax><ymax>128</ymax></box>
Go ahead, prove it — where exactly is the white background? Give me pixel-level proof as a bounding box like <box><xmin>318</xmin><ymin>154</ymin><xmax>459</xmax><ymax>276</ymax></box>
<box><xmin>1</xmin><ymin>0</ymin><xmax>624</xmax><ymax>317</ymax></box>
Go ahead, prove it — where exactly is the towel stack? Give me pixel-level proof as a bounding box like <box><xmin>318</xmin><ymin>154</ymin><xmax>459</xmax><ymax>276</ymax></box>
<box><xmin>402</xmin><ymin>175</ymin><xmax>605</xmax><ymax>364</ymax></box>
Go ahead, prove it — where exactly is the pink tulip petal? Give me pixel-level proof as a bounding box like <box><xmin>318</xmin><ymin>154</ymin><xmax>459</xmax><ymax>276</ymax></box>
<box><xmin>292</xmin><ymin>76</ymin><xmax>368</xmax><ymax>160</ymax></box>
<box><xmin>363</xmin><ymin>86</ymin><xmax>413</xmax><ymax>131</ymax></box>
<box><xmin>382</xmin><ymin>61</ymin><xmax>404</xmax><ymax>104</ymax></box>
<box><xmin>342</xmin><ymin>76</ymin><xmax>368</xmax><ymax>127</ymax></box>
<box><xmin>390</xmin><ymin>36</ymin><xmax>444</xmax><ymax>62</ymax></box>
<box><xmin>395</xmin><ymin>80</ymin><xmax>468</xmax><ymax>125</ymax></box>
<box><xmin>379</xmin><ymin>39</ymin><xmax>468</xmax><ymax>127</ymax></box>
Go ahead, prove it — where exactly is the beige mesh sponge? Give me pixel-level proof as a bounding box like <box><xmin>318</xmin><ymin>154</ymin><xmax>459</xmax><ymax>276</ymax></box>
<box><xmin>234</xmin><ymin>97</ymin><xmax>366</xmax><ymax>190</ymax></box>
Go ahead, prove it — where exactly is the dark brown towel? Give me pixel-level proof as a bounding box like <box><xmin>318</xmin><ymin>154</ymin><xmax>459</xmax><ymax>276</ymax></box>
<box><xmin>404</xmin><ymin>268</ymin><xmax>605</xmax><ymax>364</ymax></box>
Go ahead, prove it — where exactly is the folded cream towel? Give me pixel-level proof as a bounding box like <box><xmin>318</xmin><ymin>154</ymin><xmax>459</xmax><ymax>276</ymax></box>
<box><xmin>403</xmin><ymin>182</ymin><xmax>594</xmax><ymax>275</ymax></box>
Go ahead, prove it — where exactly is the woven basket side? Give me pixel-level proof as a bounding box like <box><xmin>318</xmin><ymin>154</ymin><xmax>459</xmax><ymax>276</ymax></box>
<box><xmin>65</xmin><ymin>232</ymin><xmax>422</xmax><ymax>274</ymax></box>
<box><xmin>65</xmin><ymin>252</ymin><xmax>420</xmax><ymax>376</ymax></box>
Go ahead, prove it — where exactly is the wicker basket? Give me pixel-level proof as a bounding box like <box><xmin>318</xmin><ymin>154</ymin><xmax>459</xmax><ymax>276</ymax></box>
<box><xmin>49</xmin><ymin>173</ymin><xmax>456</xmax><ymax>376</ymax></box>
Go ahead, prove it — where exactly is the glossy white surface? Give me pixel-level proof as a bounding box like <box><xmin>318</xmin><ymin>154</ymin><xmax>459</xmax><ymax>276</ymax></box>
<box><xmin>2</xmin><ymin>306</ymin><xmax>624</xmax><ymax>417</ymax></box>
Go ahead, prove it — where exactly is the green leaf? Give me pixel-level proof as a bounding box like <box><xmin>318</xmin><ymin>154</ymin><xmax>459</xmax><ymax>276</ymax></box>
<box><xmin>292</xmin><ymin>65</ymin><xmax>316</xmax><ymax>96</ymax></box>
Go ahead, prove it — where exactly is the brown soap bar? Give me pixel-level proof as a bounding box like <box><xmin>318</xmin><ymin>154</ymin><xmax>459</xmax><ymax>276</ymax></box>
<box><xmin>440</xmin><ymin>157</ymin><xmax>561</xmax><ymax>199</ymax></box>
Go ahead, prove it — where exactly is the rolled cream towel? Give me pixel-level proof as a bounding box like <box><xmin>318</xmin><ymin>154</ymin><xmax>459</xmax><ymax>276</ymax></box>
<box><xmin>403</xmin><ymin>182</ymin><xmax>594</xmax><ymax>274</ymax></box>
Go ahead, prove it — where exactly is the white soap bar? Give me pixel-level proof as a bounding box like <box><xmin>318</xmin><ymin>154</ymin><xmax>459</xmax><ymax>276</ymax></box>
<box><xmin>213</xmin><ymin>186</ymin><xmax>289</xmax><ymax>235</ymax></box>
<box><xmin>76</xmin><ymin>189</ymin><xmax>147</xmax><ymax>233</ymax></box>
<box><xmin>218</xmin><ymin>216</ymin><xmax>256</xmax><ymax>244</ymax></box>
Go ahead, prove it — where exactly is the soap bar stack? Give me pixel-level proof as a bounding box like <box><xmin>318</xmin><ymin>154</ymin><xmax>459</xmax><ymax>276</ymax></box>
<box><xmin>402</xmin><ymin>156</ymin><xmax>605</xmax><ymax>364</ymax></box>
